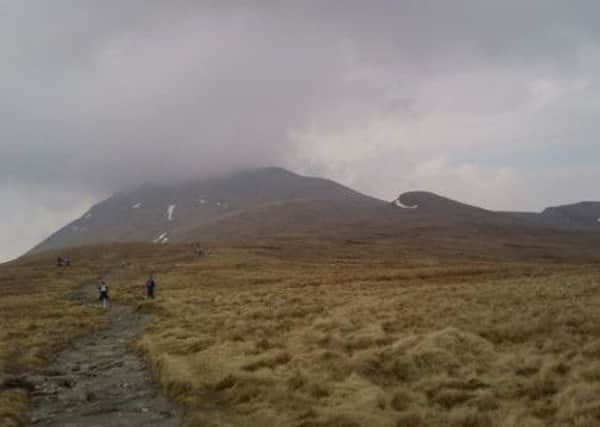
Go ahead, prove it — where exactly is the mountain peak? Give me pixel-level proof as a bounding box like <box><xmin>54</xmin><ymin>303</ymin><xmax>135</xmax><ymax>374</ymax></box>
<box><xmin>30</xmin><ymin>168</ymin><xmax>384</xmax><ymax>253</ymax></box>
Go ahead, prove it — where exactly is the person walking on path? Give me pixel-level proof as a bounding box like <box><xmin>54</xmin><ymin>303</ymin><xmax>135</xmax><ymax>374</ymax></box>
<box><xmin>145</xmin><ymin>275</ymin><xmax>156</xmax><ymax>299</ymax></box>
<box><xmin>98</xmin><ymin>280</ymin><xmax>110</xmax><ymax>308</ymax></box>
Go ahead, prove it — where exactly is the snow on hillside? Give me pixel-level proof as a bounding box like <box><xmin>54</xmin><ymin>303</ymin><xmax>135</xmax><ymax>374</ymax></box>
<box><xmin>153</xmin><ymin>232</ymin><xmax>168</xmax><ymax>244</ymax></box>
<box><xmin>394</xmin><ymin>198</ymin><xmax>418</xmax><ymax>209</ymax></box>
<box><xmin>167</xmin><ymin>205</ymin><xmax>176</xmax><ymax>221</ymax></box>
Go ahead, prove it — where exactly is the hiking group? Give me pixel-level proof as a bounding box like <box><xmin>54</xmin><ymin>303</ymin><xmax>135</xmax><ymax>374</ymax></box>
<box><xmin>56</xmin><ymin>256</ymin><xmax>71</xmax><ymax>267</ymax></box>
<box><xmin>96</xmin><ymin>275</ymin><xmax>157</xmax><ymax>308</ymax></box>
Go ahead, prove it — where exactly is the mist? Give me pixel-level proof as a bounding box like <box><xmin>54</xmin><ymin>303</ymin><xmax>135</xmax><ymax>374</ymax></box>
<box><xmin>2</xmin><ymin>1</ymin><xmax>600</xmax><ymax>261</ymax></box>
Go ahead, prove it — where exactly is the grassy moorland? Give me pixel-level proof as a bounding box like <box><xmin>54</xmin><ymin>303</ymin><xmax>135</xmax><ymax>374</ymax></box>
<box><xmin>0</xmin><ymin>243</ymin><xmax>183</xmax><ymax>426</ymax></box>
<box><xmin>0</xmin><ymin>250</ymin><xmax>106</xmax><ymax>426</ymax></box>
<box><xmin>2</xmin><ymin>235</ymin><xmax>600</xmax><ymax>426</ymax></box>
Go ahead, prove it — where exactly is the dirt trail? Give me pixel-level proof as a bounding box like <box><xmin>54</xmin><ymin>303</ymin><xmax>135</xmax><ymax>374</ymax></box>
<box><xmin>28</xmin><ymin>280</ymin><xmax>182</xmax><ymax>426</ymax></box>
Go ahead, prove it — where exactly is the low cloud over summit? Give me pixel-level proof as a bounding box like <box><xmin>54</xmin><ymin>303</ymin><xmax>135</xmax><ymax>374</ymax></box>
<box><xmin>2</xmin><ymin>1</ymin><xmax>600</xmax><ymax>260</ymax></box>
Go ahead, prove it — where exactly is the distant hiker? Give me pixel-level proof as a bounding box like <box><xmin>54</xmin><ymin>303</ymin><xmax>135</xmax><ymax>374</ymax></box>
<box><xmin>57</xmin><ymin>256</ymin><xmax>64</xmax><ymax>267</ymax></box>
<box><xmin>145</xmin><ymin>275</ymin><xmax>156</xmax><ymax>299</ymax></box>
<box><xmin>98</xmin><ymin>280</ymin><xmax>109</xmax><ymax>308</ymax></box>
<box><xmin>192</xmin><ymin>243</ymin><xmax>204</xmax><ymax>257</ymax></box>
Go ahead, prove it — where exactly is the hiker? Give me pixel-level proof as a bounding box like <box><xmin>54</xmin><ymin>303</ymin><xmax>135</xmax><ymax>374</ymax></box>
<box><xmin>98</xmin><ymin>280</ymin><xmax>109</xmax><ymax>308</ymax></box>
<box><xmin>145</xmin><ymin>275</ymin><xmax>156</xmax><ymax>299</ymax></box>
<box><xmin>192</xmin><ymin>243</ymin><xmax>204</xmax><ymax>257</ymax></box>
<box><xmin>57</xmin><ymin>256</ymin><xmax>64</xmax><ymax>267</ymax></box>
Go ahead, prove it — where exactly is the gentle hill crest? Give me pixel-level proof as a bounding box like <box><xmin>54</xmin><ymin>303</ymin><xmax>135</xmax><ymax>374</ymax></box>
<box><xmin>542</xmin><ymin>201</ymin><xmax>600</xmax><ymax>228</ymax></box>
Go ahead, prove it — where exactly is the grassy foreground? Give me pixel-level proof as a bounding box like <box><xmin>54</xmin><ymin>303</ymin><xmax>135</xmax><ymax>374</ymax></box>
<box><xmin>2</xmin><ymin>236</ymin><xmax>600</xmax><ymax>426</ymax></box>
<box><xmin>0</xmin><ymin>243</ymin><xmax>182</xmax><ymax>426</ymax></box>
<box><xmin>0</xmin><ymin>250</ymin><xmax>106</xmax><ymax>426</ymax></box>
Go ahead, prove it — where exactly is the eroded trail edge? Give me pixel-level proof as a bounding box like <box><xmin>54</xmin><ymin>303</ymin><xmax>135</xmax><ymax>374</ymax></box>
<box><xmin>28</xmin><ymin>281</ymin><xmax>181</xmax><ymax>427</ymax></box>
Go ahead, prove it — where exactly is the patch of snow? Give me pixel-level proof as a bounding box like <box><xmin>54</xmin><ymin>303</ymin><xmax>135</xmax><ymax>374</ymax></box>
<box><xmin>153</xmin><ymin>232</ymin><xmax>168</xmax><ymax>243</ymax></box>
<box><xmin>167</xmin><ymin>204</ymin><xmax>176</xmax><ymax>221</ymax></box>
<box><xmin>394</xmin><ymin>198</ymin><xmax>418</xmax><ymax>209</ymax></box>
<box><xmin>83</xmin><ymin>212</ymin><xmax>93</xmax><ymax>220</ymax></box>
<box><xmin>216</xmin><ymin>202</ymin><xmax>221</xmax><ymax>207</ymax></box>
<box><xmin>132</xmin><ymin>202</ymin><xmax>142</xmax><ymax>209</ymax></box>
<box><xmin>199</xmin><ymin>199</ymin><xmax>206</xmax><ymax>205</ymax></box>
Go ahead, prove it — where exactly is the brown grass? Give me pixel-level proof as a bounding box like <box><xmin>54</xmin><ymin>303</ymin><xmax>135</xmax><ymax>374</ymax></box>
<box><xmin>127</xmin><ymin>238</ymin><xmax>600</xmax><ymax>426</ymax></box>
<box><xmin>0</xmin><ymin>243</ymin><xmax>186</xmax><ymax>426</ymax></box>
<box><xmin>3</xmin><ymin>236</ymin><xmax>600</xmax><ymax>426</ymax></box>
<box><xmin>0</xmin><ymin>252</ymin><xmax>100</xmax><ymax>425</ymax></box>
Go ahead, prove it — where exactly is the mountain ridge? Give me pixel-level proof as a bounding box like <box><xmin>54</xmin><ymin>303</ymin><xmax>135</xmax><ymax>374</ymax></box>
<box><xmin>30</xmin><ymin>167</ymin><xmax>600</xmax><ymax>254</ymax></box>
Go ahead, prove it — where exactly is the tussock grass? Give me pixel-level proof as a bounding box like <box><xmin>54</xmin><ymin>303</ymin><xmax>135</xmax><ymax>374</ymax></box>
<box><xmin>0</xmin><ymin>243</ymin><xmax>185</xmax><ymax>425</ymax></box>
<box><xmin>0</xmin><ymin>252</ymin><xmax>103</xmax><ymax>425</ymax></box>
<box><xmin>123</xmin><ymin>237</ymin><xmax>600</xmax><ymax>426</ymax></box>
<box><xmin>4</xmin><ymin>236</ymin><xmax>600</xmax><ymax>426</ymax></box>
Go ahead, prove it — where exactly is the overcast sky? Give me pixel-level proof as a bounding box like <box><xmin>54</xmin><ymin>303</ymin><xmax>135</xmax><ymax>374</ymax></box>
<box><xmin>2</xmin><ymin>1</ymin><xmax>600</xmax><ymax>261</ymax></box>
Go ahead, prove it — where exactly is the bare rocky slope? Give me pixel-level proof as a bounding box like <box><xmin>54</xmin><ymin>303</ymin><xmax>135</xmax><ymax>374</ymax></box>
<box><xmin>30</xmin><ymin>167</ymin><xmax>600</xmax><ymax>253</ymax></box>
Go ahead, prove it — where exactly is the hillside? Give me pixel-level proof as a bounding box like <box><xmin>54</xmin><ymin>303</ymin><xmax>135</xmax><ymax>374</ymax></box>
<box><xmin>542</xmin><ymin>201</ymin><xmax>600</xmax><ymax>229</ymax></box>
<box><xmin>31</xmin><ymin>167</ymin><xmax>600</xmax><ymax>254</ymax></box>
<box><xmin>31</xmin><ymin>168</ymin><xmax>387</xmax><ymax>253</ymax></box>
<box><xmin>6</xmin><ymin>236</ymin><xmax>600</xmax><ymax>426</ymax></box>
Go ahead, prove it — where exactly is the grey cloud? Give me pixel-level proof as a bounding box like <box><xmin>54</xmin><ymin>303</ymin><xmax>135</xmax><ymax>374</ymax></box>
<box><xmin>2</xmin><ymin>1</ymin><xmax>600</xmax><ymax>260</ymax></box>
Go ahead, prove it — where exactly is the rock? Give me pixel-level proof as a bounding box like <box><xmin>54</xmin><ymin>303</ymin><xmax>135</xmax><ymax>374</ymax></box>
<box><xmin>41</xmin><ymin>369</ymin><xmax>64</xmax><ymax>377</ymax></box>
<box><xmin>57</xmin><ymin>378</ymin><xmax>75</xmax><ymax>388</ymax></box>
<box><xmin>2</xmin><ymin>375</ymin><xmax>35</xmax><ymax>391</ymax></box>
<box><xmin>160</xmin><ymin>410</ymin><xmax>174</xmax><ymax>418</ymax></box>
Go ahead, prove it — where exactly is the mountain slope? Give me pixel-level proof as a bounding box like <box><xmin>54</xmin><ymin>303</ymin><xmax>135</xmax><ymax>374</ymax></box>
<box><xmin>31</xmin><ymin>168</ymin><xmax>388</xmax><ymax>252</ymax></box>
<box><xmin>393</xmin><ymin>191</ymin><xmax>497</xmax><ymax>219</ymax></box>
<box><xmin>541</xmin><ymin>201</ymin><xmax>600</xmax><ymax>229</ymax></box>
<box><xmin>31</xmin><ymin>167</ymin><xmax>600</xmax><ymax>254</ymax></box>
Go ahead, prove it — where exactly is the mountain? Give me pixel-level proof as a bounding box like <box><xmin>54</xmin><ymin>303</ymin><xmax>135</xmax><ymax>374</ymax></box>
<box><xmin>393</xmin><ymin>191</ymin><xmax>497</xmax><ymax>220</ymax></box>
<box><xmin>31</xmin><ymin>168</ymin><xmax>388</xmax><ymax>253</ymax></box>
<box><xmin>541</xmin><ymin>202</ymin><xmax>600</xmax><ymax>229</ymax></box>
<box><xmin>30</xmin><ymin>167</ymin><xmax>600</xmax><ymax>254</ymax></box>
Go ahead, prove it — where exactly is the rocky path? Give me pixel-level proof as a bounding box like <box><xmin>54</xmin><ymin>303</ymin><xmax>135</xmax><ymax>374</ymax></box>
<box><xmin>28</xmin><ymin>280</ymin><xmax>181</xmax><ymax>427</ymax></box>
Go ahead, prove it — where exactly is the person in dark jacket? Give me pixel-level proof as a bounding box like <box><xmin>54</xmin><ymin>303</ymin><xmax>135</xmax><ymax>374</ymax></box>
<box><xmin>145</xmin><ymin>275</ymin><xmax>156</xmax><ymax>299</ymax></box>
